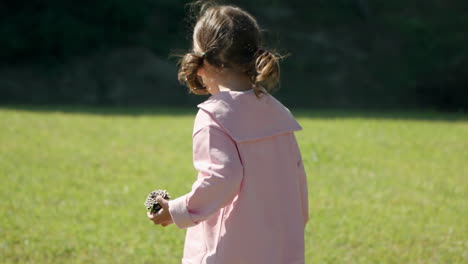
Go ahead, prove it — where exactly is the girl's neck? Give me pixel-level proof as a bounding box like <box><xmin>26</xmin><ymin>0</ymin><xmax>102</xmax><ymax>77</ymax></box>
<box><xmin>209</xmin><ymin>70</ymin><xmax>254</xmax><ymax>94</ymax></box>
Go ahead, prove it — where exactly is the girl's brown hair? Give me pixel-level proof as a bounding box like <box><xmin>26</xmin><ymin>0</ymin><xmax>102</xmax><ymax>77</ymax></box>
<box><xmin>178</xmin><ymin>1</ymin><xmax>281</xmax><ymax>98</ymax></box>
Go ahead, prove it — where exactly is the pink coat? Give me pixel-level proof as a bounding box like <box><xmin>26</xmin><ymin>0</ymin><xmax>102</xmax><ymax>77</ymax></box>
<box><xmin>168</xmin><ymin>89</ymin><xmax>309</xmax><ymax>264</ymax></box>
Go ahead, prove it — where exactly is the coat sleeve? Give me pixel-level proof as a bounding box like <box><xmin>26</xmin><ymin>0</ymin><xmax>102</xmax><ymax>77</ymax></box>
<box><xmin>298</xmin><ymin>156</ymin><xmax>309</xmax><ymax>226</ymax></box>
<box><xmin>293</xmin><ymin>134</ymin><xmax>309</xmax><ymax>226</ymax></box>
<box><xmin>168</xmin><ymin>125</ymin><xmax>244</xmax><ymax>229</ymax></box>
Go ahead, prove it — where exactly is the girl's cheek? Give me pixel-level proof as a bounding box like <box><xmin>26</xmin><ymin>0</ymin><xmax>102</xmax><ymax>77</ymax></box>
<box><xmin>197</xmin><ymin>68</ymin><xmax>204</xmax><ymax>77</ymax></box>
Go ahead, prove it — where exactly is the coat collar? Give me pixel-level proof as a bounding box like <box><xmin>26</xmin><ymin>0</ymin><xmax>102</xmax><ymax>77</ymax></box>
<box><xmin>197</xmin><ymin>89</ymin><xmax>302</xmax><ymax>143</ymax></box>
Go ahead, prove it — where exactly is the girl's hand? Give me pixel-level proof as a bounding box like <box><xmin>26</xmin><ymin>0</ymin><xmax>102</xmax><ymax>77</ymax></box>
<box><xmin>147</xmin><ymin>196</ymin><xmax>174</xmax><ymax>227</ymax></box>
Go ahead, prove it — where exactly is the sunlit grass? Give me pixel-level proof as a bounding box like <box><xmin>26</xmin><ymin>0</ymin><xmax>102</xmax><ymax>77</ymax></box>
<box><xmin>0</xmin><ymin>107</ymin><xmax>466</xmax><ymax>263</ymax></box>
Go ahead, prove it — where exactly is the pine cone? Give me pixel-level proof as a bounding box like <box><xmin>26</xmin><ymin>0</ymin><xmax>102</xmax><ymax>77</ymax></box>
<box><xmin>144</xmin><ymin>189</ymin><xmax>171</xmax><ymax>214</ymax></box>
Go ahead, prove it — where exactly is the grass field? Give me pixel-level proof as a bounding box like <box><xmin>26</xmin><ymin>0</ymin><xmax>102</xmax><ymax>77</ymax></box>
<box><xmin>0</xmin><ymin>106</ymin><xmax>467</xmax><ymax>263</ymax></box>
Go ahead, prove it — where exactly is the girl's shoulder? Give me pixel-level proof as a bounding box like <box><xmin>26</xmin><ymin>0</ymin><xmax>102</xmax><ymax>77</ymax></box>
<box><xmin>192</xmin><ymin>108</ymin><xmax>221</xmax><ymax>138</ymax></box>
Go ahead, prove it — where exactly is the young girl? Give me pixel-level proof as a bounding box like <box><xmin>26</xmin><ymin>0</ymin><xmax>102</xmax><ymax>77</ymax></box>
<box><xmin>148</xmin><ymin>2</ymin><xmax>309</xmax><ymax>263</ymax></box>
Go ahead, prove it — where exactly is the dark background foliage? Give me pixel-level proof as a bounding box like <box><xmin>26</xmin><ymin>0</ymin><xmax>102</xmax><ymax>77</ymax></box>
<box><xmin>0</xmin><ymin>0</ymin><xmax>466</xmax><ymax>110</ymax></box>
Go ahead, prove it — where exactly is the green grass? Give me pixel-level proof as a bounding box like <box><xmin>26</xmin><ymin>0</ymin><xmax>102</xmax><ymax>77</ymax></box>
<box><xmin>0</xmin><ymin>106</ymin><xmax>467</xmax><ymax>263</ymax></box>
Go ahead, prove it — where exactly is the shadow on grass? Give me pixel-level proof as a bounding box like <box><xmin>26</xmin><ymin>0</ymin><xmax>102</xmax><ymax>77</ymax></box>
<box><xmin>0</xmin><ymin>104</ymin><xmax>466</xmax><ymax>121</ymax></box>
<box><xmin>292</xmin><ymin>108</ymin><xmax>467</xmax><ymax>122</ymax></box>
<box><xmin>0</xmin><ymin>104</ymin><xmax>198</xmax><ymax>116</ymax></box>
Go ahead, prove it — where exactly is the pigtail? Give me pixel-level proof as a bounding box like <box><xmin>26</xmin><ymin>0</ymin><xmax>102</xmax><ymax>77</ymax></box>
<box><xmin>252</xmin><ymin>48</ymin><xmax>281</xmax><ymax>97</ymax></box>
<box><xmin>178</xmin><ymin>52</ymin><xmax>209</xmax><ymax>95</ymax></box>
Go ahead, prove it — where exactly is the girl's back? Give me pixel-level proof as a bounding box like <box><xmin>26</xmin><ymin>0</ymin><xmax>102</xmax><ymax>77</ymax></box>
<box><xmin>173</xmin><ymin>89</ymin><xmax>308</xmax><ymax>263</ymax></box>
